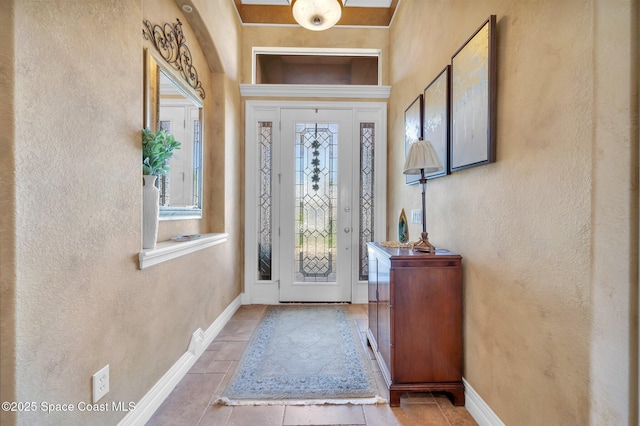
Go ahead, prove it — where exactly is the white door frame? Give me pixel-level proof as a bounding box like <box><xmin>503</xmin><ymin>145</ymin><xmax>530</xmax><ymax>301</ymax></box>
<box><xmin>244</xmin><ymin>100</ymin><xmax>387</xmax><ymax>305</ymax></box>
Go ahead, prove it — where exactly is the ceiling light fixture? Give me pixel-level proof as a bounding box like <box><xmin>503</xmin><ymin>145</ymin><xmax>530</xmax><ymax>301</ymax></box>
<box><xmin>291</xmin><ymin>0</ymin><xmax>344</xmax><ymax>31</ymax></box>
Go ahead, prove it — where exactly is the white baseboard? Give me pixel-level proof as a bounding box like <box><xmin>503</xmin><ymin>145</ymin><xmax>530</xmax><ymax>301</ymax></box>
<box><xmin>464</xmin><ymin>377</ymin><xmax>505</xmax><ymax>426</ymax></box>
<box><xmin>118</xmin><ymin>295</ymin><xmax>243</xmax><ymax>426</ymax></box>
<box><xmin>353</xmin><ymin>282</ymin><xmax>368</xmax><ymax>304</ymax></box>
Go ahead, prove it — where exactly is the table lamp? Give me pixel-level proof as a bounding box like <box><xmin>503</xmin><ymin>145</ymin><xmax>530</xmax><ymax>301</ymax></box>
<box><xmin>402</xmin><ymin>139</ymin><xmax>443</xmax><ymax>253</ymax></box>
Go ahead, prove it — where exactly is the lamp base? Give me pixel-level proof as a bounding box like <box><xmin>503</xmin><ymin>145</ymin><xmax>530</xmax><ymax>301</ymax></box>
<box><xmin>413</xmin><ymin>232</ymin><xmax>436</xmax><ymax>254</ymax></box>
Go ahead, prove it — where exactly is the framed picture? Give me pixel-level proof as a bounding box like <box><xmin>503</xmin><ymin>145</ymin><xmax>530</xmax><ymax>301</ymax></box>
<box><xmin>404</xmin><ymin>94</ymin><xmax>423</xmax><ymax>185</ymax></box>
<box><xmin>450</xmin><ymin>15</ymin><xmax>497</xmax><ymax>171</ymax></box>
<box><xmin>423</xmin><ymin>65</ymin><xmax>450</xmax><ymax>179</ymax></box>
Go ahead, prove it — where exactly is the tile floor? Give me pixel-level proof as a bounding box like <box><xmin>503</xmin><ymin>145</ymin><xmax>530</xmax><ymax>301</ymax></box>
<box><xmin>147</xmin><ymin>304</ymin><xmax>478</xmax><ymax>426</ymax></box>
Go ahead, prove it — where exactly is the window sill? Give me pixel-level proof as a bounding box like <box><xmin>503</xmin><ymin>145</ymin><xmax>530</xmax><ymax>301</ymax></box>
<box><xmin>139</xmin><ymin>233</ymin><xmax>229</xmax><ymax>269</ymax></box>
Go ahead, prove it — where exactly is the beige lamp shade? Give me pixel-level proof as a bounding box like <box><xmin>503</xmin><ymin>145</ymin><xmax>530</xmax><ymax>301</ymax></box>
<box><xmin>291</xmin><ymin>0</ymin><xmax>343</xmax><ymax>31</ymax></box>
<box><xmin>403</xmin><ymin>139</ymin><xmax>443</xmax><ymax>175</ymax></box>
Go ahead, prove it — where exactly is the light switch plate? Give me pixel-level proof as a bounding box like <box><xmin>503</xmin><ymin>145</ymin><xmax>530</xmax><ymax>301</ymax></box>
<box><xmin>411</xmin><ymin>210</ymin><xmax>422</xmax><ymax>224</ymax></box>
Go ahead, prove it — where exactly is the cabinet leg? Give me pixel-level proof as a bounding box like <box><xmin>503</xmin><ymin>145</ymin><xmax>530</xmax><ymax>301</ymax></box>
<box><xmin>389</xmin><ymin>390</ymin><xmax>402</xmax><ymax>407</ymax></box>
<box><xmin>449</xmin><ymin>388</ymin><xmax>465</xmax><ymax>406</ymax></box>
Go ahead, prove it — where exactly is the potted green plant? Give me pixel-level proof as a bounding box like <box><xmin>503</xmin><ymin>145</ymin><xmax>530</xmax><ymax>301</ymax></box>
<box><xmin>142</xmin><ymin>128</ymin><xmax>182</xmax><ymax>176</ymax></box>
<box><xmin>142</xmin><ymin>128</ymin><xmax>181</xmax><ymax>249</ymax></box>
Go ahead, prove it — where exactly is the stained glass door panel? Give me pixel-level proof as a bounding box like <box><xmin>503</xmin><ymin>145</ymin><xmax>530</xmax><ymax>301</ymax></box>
<box><xmin>280</xmin><ymin>109</ymin><xmax>353</xmax><ymax>302</ymax></box>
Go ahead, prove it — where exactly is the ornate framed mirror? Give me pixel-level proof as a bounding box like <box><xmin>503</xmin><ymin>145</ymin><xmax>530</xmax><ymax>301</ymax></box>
<box><xmin>143</xmin><ymin>48</ymin><xmax>204</xmax><ymax>220</ymax></box>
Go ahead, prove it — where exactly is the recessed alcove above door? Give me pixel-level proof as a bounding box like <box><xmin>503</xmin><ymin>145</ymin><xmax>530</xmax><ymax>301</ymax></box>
<box><xmin>252</xmin><ymin>48</ymin><xmax>382</xmax><ymax>86</ymax></box>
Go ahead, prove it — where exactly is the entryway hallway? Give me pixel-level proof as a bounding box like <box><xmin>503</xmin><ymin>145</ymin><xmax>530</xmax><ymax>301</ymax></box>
<box><xmin>147</xmin><ymin>304</ymin><xmax>477</xmax><ymax>425</ymax></box>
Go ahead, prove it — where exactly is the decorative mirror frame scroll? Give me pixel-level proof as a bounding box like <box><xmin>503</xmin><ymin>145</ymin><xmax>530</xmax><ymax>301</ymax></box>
<box><xmin>142</xmin><ymin>18</ymin><xmax>205</xmax><ymax>99</ymax></box>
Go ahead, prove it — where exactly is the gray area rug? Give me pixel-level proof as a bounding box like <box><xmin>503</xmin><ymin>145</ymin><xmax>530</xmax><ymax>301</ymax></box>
<box><xmin>218</xmin><ymin>305</ymin><xmax>384</xmax><ymax>405</ymax></box>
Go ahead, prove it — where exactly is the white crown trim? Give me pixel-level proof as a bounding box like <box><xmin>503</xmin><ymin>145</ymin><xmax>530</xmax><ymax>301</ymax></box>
<box><xmin>240</xmin><ymin>84</ymin><xmax>391</xmax><ymax>99</ymax></box>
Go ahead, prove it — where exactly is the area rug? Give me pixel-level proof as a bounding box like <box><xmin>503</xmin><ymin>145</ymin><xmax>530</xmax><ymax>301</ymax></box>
<box><xmin>217</xmin><ymin>305</ymin><xmax>384</xmax><ymax>406</ymax></box>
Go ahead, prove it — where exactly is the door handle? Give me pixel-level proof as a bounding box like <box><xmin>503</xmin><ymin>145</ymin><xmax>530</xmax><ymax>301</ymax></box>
<box><xmin>344</xmin><ymin>227</ymin><xmax>352</xmax><ymax>233</ymax></box>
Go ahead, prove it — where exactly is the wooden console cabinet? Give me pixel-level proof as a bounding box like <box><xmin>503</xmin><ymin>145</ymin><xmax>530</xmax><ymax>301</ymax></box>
<box><xmin>366</xmin><ymin>242</ymin><xmax>464</xmax><ymax>406</ymax></box>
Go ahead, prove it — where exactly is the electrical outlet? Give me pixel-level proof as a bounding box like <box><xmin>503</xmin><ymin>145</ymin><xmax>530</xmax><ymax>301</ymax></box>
<box><xmin>92</xmin><ymin>365</ymin><xmax>109</xmax><ymax>403</ymax></box>
<box><xmin>411</xmin><ymin>210</ymin><xmax>422</xmax><ymax>224</ymax></box>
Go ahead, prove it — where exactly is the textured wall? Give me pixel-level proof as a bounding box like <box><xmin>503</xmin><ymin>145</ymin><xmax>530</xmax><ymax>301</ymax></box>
<box><xmin>188</xmin><ymin>0</ymin><xmax>244</xmax><ymax>235</ymax></box>
<box><xmin>0</xmin><ymin>0</ymin><xmax>16</xmax><ymax>425</ymax></box>
<box><xmin>2</xmin><ymin>0</ymin><xmax>243</xmax><ymax>424</ymax></box>
<box><xmin>589</xmin><ymin>1</ymin><xmax>638</xmax><ymax>424</ymax></box>
<box><xmin>390</xmin><ymin>0</ymin><xmax>637</xmax><ymax>424</ymax></box>
<box><xmin>190</xmin><ymin>0</ymin><xmax>241</xmax><ymax>80</ymax></box>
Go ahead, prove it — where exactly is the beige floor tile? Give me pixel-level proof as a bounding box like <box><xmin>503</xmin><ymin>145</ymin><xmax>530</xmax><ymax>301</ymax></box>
<box><xmin>283</xmin><ymin>405</ymin><xmax>366</xmax><ymax>425</ymax></box>
<box><xmin>211</xmin><ymin>361</ymin><xmax>238</xmax><ymax>402</ymax></box>
<box><xmin>207</xmin><ymin>340</ymin><xmax>226</xmax><ymax>351</ymax></box>
<box><xmin>216</xmin><ymin>320</ymin><xmax>260</xmax><ymax>341</ymax></box>
<box><xmin>206</xmin><ymin>359</ymin><xmax>233</xmax><ymax>374</ymax></box>
<box><xmin>432</xmin><ymin>393</ymin><xmax>478</xmax><ymax>426</ymax></box>
<box><xmin>215</xmin><ymin>341</ymin><xmax>248</xmax><ymax>361</ymax></box>
<box><xmin>190</xmin><ymin>350</ymin><xmax>219</xmax><ymax>374</ymax></box>
<box><xmin>344</xmin><ymin>304</ymin><xmax>368</xmax><ymax>317</ymax></box>
<box><xmin>231</xmin><ymin>305</ymin><xmax>268</xmax><ymax>321</ymax></box>
<box><xmin>147</xmin><ymin>373</ymin><xmax>225</xmax><ymax>426</ymax></box>
<box><xmin>226</xmin><ymin>405</ymin><xmax>286</xmax><ymax>426</ymax></box>
<box><xmin>362</xmin><ymin>404</ymin><xmax>402</xmax><ymax>426</ymax></box>
<box><xmin>388</xmin><ymin>403</ymin><xmax>451</xmax><ymax>426</ymax></box>
<box><xmin>371</xmin><ymin>371</ymin><xmax>388</xmax><ymax>401</ymax></box>
<box><xmin>355</xmin><ymin>319</ymin><xmax>369</xmax><ymax>333</ymax></box>
<box><xmin>365</xmin><ymin>345</ymin><xmax>377</xmax><ymax>362</ymax></box>
<box><xmin>197</xmin><ymin>405</ymin><xmax>233</xmax><ymax>425</ymax></box>
<box><xmin>401</xmin><ymin>392</ymin><xmax>436</xmax><ymax>404</ymax></box>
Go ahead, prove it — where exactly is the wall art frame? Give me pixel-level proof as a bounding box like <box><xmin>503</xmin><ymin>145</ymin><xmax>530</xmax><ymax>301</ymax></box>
<box><xmin>404</xmin><ymin>94</ymin><xmax>423</xmax><ymax>185</ymax></box>
<box><xmin>450</xmin><ymin>15</ymin><xmax>497</xmax><ymax>172</ymax></box>
<box><xmin>423</xmin><ymin>65</ymin><xmax>450</xmax><ymax>179</ymax></box>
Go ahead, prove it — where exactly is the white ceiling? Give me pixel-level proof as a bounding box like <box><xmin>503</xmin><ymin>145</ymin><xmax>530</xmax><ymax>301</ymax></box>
<box><xmin>240</xmin><ymin>0</ymin><xmax>393</xmax><ymax>7</ymax></box>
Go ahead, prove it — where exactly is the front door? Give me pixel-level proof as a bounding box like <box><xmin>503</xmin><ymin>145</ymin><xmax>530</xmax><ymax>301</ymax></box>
<box><xmin>244</xmin><ymin>100</ymin><xmax>386</xmax><ymax>305</ymax></box>
<box><xmin>279</xmin><ymin>108</ymin><xmax>354</xmax><ymax>302</ymax></box>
